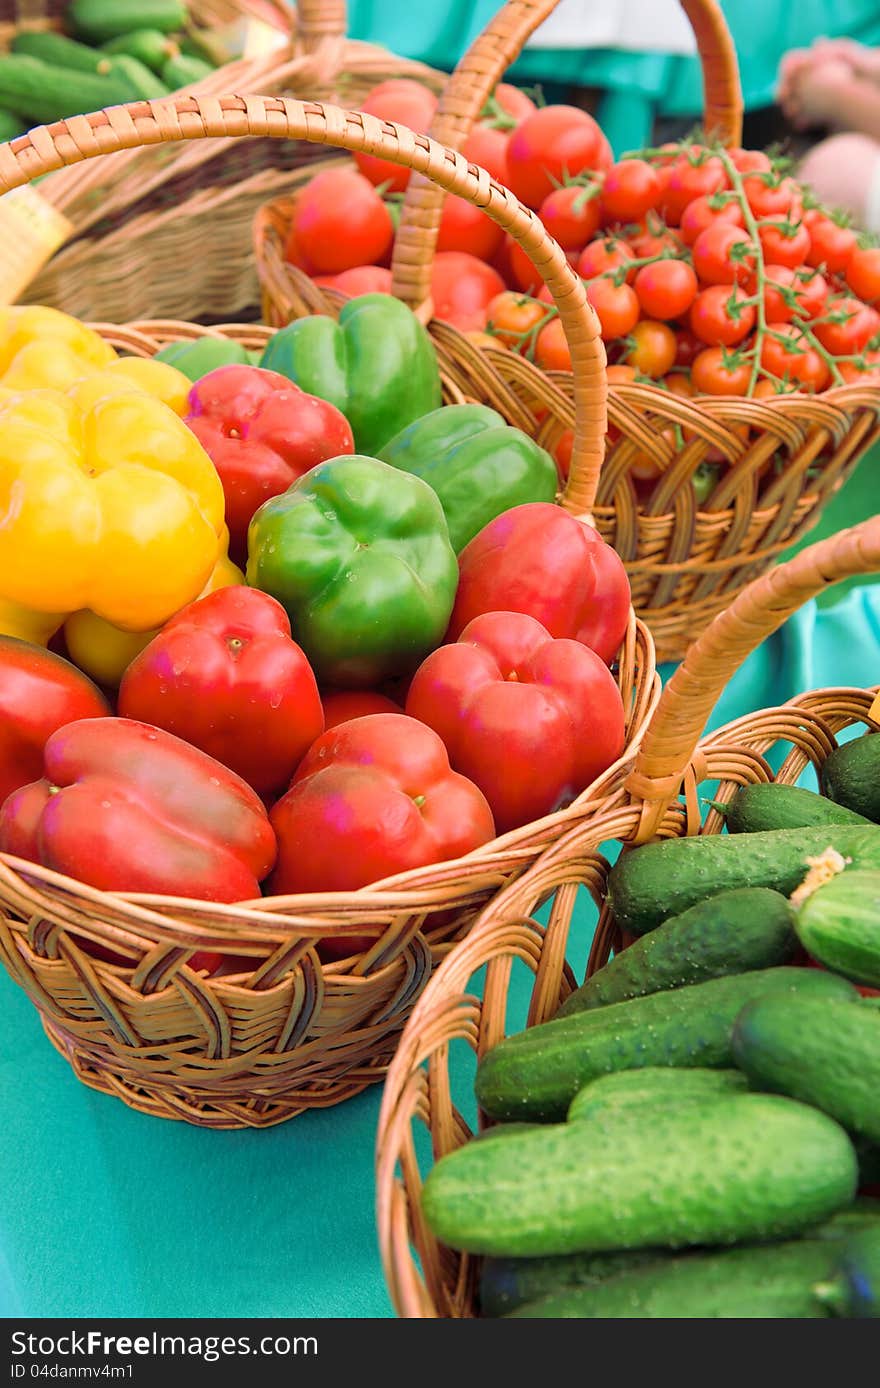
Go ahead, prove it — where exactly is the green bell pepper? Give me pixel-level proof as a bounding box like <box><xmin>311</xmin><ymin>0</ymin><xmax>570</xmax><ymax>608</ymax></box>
<box><xmin>258</xmin><ymin>294</ymin><xmax>442</xmax><ymax>456</ymax></box>
<box><xmin>246</xmin><ymin>454</ymin><xmax>458</xmax><ymax>688</ymax></box>
<box><xmin>153</xmin><ymin>338</ymin><xmax>260</xmax><ymax>381</ymax></box>
<box><xmin>378</xmin><ymin>404</ymin><xmax>559</xmax><ymax>552</ymax></box>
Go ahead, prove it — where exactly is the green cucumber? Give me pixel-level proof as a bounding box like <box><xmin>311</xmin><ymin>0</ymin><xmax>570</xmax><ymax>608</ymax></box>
<box><xmin>506</xmin><ymin>1237</ymin><xmax>850</xmax><ymax>1318</ymax></box>
<box><xmin>106</xmin><ymin>54</ymin><xmax>170</xmax><ymax>100</ymax></box>
<box><xmin>817</xmin><ymin>1227</ymin><xmax>880</xmax><ymax>1316</ymax></box>
<box><xmin>567</xmin><ymin>1066</ymin><xmax>749</xmax><ymax>1121</ymax></box>
<box><xmin>161</xmin><ymin>53</ymin><xmax>214</xmax><ymax>89</ymax></box>
<box><xmin>0</xmin><ymin>54</ymin><xmax>134</xmax><ymax>125</ymax></box>
<box><xmin>11</xmin><ymin>30</ymin><xmax>114</xmax><ymax>75</ymax></box>
<box><xmin>421</xmin><ymin>1092</ymin><xmax>857</xmax><ymax>1258</ymax></box>
<box><xmin>153</xmin><ymin>338</ymin><xmax>253</xmax><ymax>380</ymax></box>
<box><xmin>472</xmin><ymin>1123</ymin><xmax>545</xmax><ymax>1142</ymax></box>
<box><xmin>475</xmin><ymin>966</ymin><xmax>857</xmax><ymax>1123</ymax></box>
<box><xmin>480</xmin><ymin>1247</ymin><xmax>668</xmax><ymax>1318</ymax></box>
<box><xmin>607</xmin><ymin>825</ymin><xmax>880</xmax><ymax>937</ymax></box>
<box><xmin>558</xmin><ymin>887</ymin><xmax>796</xmax><ymax>1015</ymax></box>
<box><xmin>795</xmin><ymin>868</ymin><xmax>880</xmax><ymax>987</ymax></box>
<box><xmin>100</xmin><ymin>29</ymin><xmax>180</xmax><ymax>72</ymax></box>
<box><xmin>68</xmin><ymin>0</ymin><xmax>187</xmax><ymax>44</ymax></box>
<box><xmin>714</xmin><ymin>782</ymin><xmax>872</xmax><ymax>833</ymax></box>
<box><xmin>0</xmin><ymin>108</ymin><xmax>22</xmax><ymax>141</ymax></box>
<box><xmin>732</xmin><ymin>994</ymin><xmax>880</xmax><ymax>1144</ymax></box>
<box><xmin>820</xmin><ymin>734</ymin><xmax>880</xmax><ymax>823</ymax></box>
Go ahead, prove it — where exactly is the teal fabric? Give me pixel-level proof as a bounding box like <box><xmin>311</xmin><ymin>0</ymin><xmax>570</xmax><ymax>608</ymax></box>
<box><xmin>347</xmin><ymin>0</ymin><xmax>880</xmax><ymax>153</ymax></box>
<box><xmin>1</xmin><ymin>445</ymin><xmax>878</xmax><ymax>1319</ymax></box>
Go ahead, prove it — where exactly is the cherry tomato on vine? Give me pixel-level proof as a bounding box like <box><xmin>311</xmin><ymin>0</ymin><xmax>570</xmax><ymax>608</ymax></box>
<box><xmin>538</xmin><ymin>185</ymin><xmax>602</xmax><ymax>251</ymax></box>
<box><xmin>691</xmin><ymin>347</ymin><xmax>752</xmax><ymax>395</ymax></box>
<box><xmin>506</xmin><ymin>105</ymin><xmax>613</xmax><ymax>209</ymax></box>
<box><xmin>431</xmin><ymin>251</ymin><xmax>506</xmax><ymax>331</ymax></box>
<box><xmin>437</xmin><ymin>194</ymin><xmax>504</xmax><ymax>261</ymax></box>
<box><xmin>490</xmin><ymin>82</ymin><xmax>538</xmax><ymax>125</ymax></box>
<box><xmin>534</xmin><ymin>317</ymin><xmax>572</xmax><ymax>370</ymax></box>
<box><xmin>600</xmin><ymin>159</ymin><xmax>661</xmax><ymax>224</ymax></box>
<box><xmin>692</xmin><ymin>223</ymin><xmax>756</xmax><ymax>285</ymax></box>
<box><xmin>291</xmin><ymin>168</ymin><xmax>394</xmax><ymax>274</ymax></box>
<box><xmin>813</xmin><ymin>296</ymin><xmax>880</xmax><ymax>356</ymax></box>
<box><xmin>761</xmin><ymin>265</ymin><xmax>800</xmax><ymax>324</ymax></box>
<box><xmin>728</xmin><ymin>149</ymin><xmax>772</xmax><ymax>175</ymax></box>
<box><xmin>803</xmin><ymin>211</ymin><xmax>858</xmax><ymax>273</ymax></box>
<box><xmin>663</xmin><ymin>371</ymin><xmax>694</xmax><ymax>397</ymax></box>
<box><xmin>757</xmin><ymin>219</ymin><xmax>811</xmax><ymax>270</ymax></box>
<box><xmin>624</xmin><ymin>320</ymin><xmax>677</xmax><ymax>377</ymax></box>
<box><xmin>626</xmin><ymin>225</ymin><xmax>684</xmax><ymax>260</ymax></box>
<box><xmin>846</xmin><ymin>245</ymin><xmax>880</xmax><ymax>303</ymax></box>
<box><xmin>584</xmin><ymin>277</ymin><xmax>641</xmax><ymax>339</ymax></box>
<box><xmin>354</xmin><ymin>80</ymin><xmax>439</xmax><ymax>191</ymax></box>
<box><xmin>838</xmin><ymin>350</ymin><xmax>880</xmax><ymax>383</ymax></box>
<box><xmin>742</xmin><ymin>173</ymin><xmax>802</xmax><ymax>221</ymax></box>
<box><xmin>690</xmin><ymin>284</ymin><xmax>756</xmax><ymax>347</ymax></box>
<box><xmin>577</xmin><ymin>237</ymin><xmax>634</xmax><ymax>282</ymax></box>
<box><xmin>485</xmin><ymin>291</ymin><xmax>549</xmax><ymax>349</ymax></box>
<box><xmin>660</xmin><ymin>154</ymin><xmax>728</xmax><ymax>225</ymax></box>
<box><xmin>606</xmin><ymin>363</ymin><xmax>638</xmax><ymax>383</ymax></box>
<box><xmin>633</xmin><ymin>258</ymin><xmax>698</xmax><ymax>320</ymax></box>
<box><xmin>760</xmin><ymin>323</ymin><xmax>831</xmax><ymax>390</ymax></box>
<box><xmin>463</xmin><ymin>125</ymin><xmax>511</xmax><ymax>184</ymax></box>
<box><xmin>679</xmin><ymin>193</ymin><xmax>744</xmax><ymax>246</ymax></box>
<box><xmin>788</xmin><ymin>266</ymin><xmax>829</xmax><ymax>321</ymax></box>
<box><xmin>674</xmin><ymin>329</ymin><xmax>704</xmax><ymax>368</ymax></box>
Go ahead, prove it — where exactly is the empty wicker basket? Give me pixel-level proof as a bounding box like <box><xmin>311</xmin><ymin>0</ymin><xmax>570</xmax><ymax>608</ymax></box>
<box><xmin>376</xmin><ymin>512</ymin><xmax>880</xmax><ymax>1315</ymax></box>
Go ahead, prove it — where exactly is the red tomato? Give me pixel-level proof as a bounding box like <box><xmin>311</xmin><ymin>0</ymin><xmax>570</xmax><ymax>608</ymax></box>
<box><xmin>761</xmin><ymin>265</ymin><xmax>802</xmax><ymax>324</ymax></box>
<box><xmin>728</xmin><ymin>148</ymin><xmax>772</xmax><ymax>175</ymax></box>
<box><xmin>431</xmin><ymin>251</ymin><xmax>506</xmax><ymax>331</ymax></box>
<box><xmin>491</xmin><ymin>82</ymin><xmax>538</xmax><ymax>125</ymax></box>
<box><xmin>692</xmin><ymin>224</ymin><xmax>756</xmax><ymax>285</ymax></box>
<box><xmin>0</xmin><ymin>638</ymin><xmax>110</xmax><ymax>806</ymax></box>
<box><xmin>760</xmin><ymin>323</ymin><xmax>831</xmax><ymax>390</ymax></box>
<box><xmin>406</xmin><ymin>611</ymin><xmax>625</xmax><ymax>834</ymax></box>
<box><xmin>486</xmin><ymin>290</ymin><xmax>549</xmax><ymax>349</ymax></box>
<box><xmin>626</xmin><ymin>225</ymin><xmax>684</xmax><ymax>260</ymax></box>
<box><xmin>437</xmin><ymin>193</ymin><xmax>504</xmax><ymax>260</ymax></box>
<box><xmin>448</xmin><ymin>502</ymin><xmax>631</xmax><ymax>664</ymax></box>
<box><xmin>354</xmin><ymin>79</ymin><xmax>439</xmax><ymax>192</ymax></box>
<box><xmin>506</xmin><ymin>105</ymin><xmax>613</xmax><ymax>209</ymax></box>
<box><xmin>553</xmin><ymin>428</ymin><xmax>574</xmax><ymax>481</ymax></box>
<box><xmin>267</xmin><ymin>714</ymin><xmax>496</xmax><ymax>930</ymax></box>
<box><xmin>282</xmin><ymin>218</ymin><xmax>315</xmax><ymax>273</ymax></box>
<box><xmin>585</xmin><ymin>277</ymin><xmax>641</xmax><ymax>339</ymax></box>
<box><xmin>846</xmin><ymin>245</ymin><xmax>880</xmax><ymax>303</ymax></box>
<box><xmin>600</xmin><ymin>159</ymin><xmax>661</xmax><ymax>224</ymax></box>
<box><xmin>578</xmin><ymin>237</ymin><xmax>635</xmax><ymax>282</ymax></box>
<box><xmin>758</xmin><ymin>219</ymin><xmax>811</xmax><ymax>270</ymax></box>
<box><xmin>506</xmin><ymin>237</ymin><xmax>545</xmax><ymax>294</ymax></box>
<box><xmin>538</xmin><ymin>185</ymin><xmax>602</xmax><ymax>250</ymax></box>
<box><xmin>292</xmin><ymin>168</ymin><xmax>393</xmax><ymax>274</ymax></box>
<box><xmin>321</xmin><ymin>690</ymin><xmax>402</xmax><ymax>730</ymax></box>
<box><xmin>838</xmin><ymin>351</ymin><xmax>880</xmax><ymax>383</ymax></box>
<box><xmin>463</xmin><ymin>125</ymin><xmax>510</xmax><ymax>185</ymax></box>
<box><xmin>634</xmin><ymin>259</ymin><xmax>699</xmax><ymax>320</ymax></box>
<box><xmin>625</xmin><ymin>320</ymin><xmax>677</xmax><ymax>377</ymax></box>
<box><xmin>118</xmin><ymin>588</ymin><xmax>325</xmax><ymax>798</ymax></box>
<box><xmin>790</xmin><ymin>267</ymin><xmax>830</xmax><ymax>320</ymax></box>
<box><xmin>533</xmin><ymin>317</ymin><xmax>571</xmax><ymax>370</ymax></box>
<box><xmin>690</xmin><ymin>284</ymin><xmax>756</xmax><ymax>346</ymax></box>
<box><xmin>679</xmin><ymin>194</ymin><xmax>744</xmax><ymax>246</ymax></box>
<box><xmin>803</xmin><ymin>210</ymin><xmax>858</xmax><ymax>273</ymax></box>
<box><xmin>660</xmin><ymin>154</ymin><xmax>728</xmax><ymax>225</ymax></box>
<box><xmin>691</xmin><ymin>347</ymin><xmax>752</xmax><ymax>395</ymax></box>
<box><xmin>742</xmin><ymin>173</ymin><xmax>802</xmax><ymax>221</ymax></box>
<box><xmin>312</xmin><ymin>265</ymin><xmax>393</xmax><ymax>297</ymax></box>
<box><xmin>813</xmin><ymin>296</ymin><xmax>880</xmax><ymax>356</ymax></box>
<box><xmin>663</xmin><ymin>371</ymin><xmax>694</xmax><ymax>397</ymax></box>
<box><xmin>674</xmin><ymin>329</ymin><xmax>704</xmax><ymax>368</ymax></box>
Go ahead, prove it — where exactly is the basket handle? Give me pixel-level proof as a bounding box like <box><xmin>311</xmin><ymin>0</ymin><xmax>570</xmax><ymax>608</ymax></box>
<box><xmin>626</xmin><ymin>514</ymin><xmax>880</xmax><ymax>839</ymax></box>
<box><xmin>295</xmin><ymin>0</ymin><xmax>347</xmax><ymax>54</ymax></box>
<box><xmin>0</xmin><ymin>93</ymin><xmax>606</xmax><ymax>515</ymax></box>
<box><xmin>390</xmin><ymin>0</ymin><xmax>743</xmax><ymax>310</ymax></box>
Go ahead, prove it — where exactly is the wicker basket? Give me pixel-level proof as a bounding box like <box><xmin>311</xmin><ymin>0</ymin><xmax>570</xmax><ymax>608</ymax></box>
<box><xmin>0</xmin><ymin>92</ymin><xmax>660</xmax><ymax>1130</ymax></box>
<box><xmin>375</xmin><ymin>511</ymin><xmax>880</xmax><ymax>1316</ymax></box>
<box><xmin>5</xmin><ymin>1</ymin><xmax>448</xmax><ymax>320</ymax></box>
<box><xmin>254</xmin><ymin>0</ymin><xmax>880</xmax><ymax>664</ymax></box>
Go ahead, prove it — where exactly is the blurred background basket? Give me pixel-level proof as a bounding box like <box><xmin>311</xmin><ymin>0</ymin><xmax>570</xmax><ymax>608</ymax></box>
<box><xmin>0</xmin><ymin>91</ymin><xmax>660</xmax><ymax>1130</ymax></box>
<box><xmin>375</xmin><ymin>510</ymin><xmax>880</xmax><ymax>1316</ymax></box>
<box><xmin>254</xmin><ymin>0</ymin><xmax>880</xmax><ymax>664</ymax></box>
<box><xmin>3</xmin><ymin>0</ymin><xmax>448</xmax><ymax>320</ymax></box>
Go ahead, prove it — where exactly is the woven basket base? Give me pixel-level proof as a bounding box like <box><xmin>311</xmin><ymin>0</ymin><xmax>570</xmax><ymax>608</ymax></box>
<box><xmin>41</xmin><ymin>1013</ymin><xmax>401</xmax><ymax>1129</ymax></box>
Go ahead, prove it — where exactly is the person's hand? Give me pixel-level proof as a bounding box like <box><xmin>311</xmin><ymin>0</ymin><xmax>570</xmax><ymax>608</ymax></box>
<box><xmin>777</xmin><ymin>39</ymin><xmax>880</xmax><ymax>121</ymax></box>
<box><xmin>781</xmin><ymin>58</ymin><xmax>855</xmax><ymax>130</ymax></box>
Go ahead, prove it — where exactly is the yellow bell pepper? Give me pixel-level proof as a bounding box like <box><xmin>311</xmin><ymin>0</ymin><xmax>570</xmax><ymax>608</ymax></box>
<box><xmin>0</xmin><ymin>306</ymin><xmax>117</xmax><ymax>389</ymax></box>
<box><xmin>63</xmin><ymin>544</ymin><xmax>244</xmax><ymax>687</ymax></box>
<box><xmin>71</xmin><ymin>358</ymin><xmax>192</xmax><ymax>417</ymax></box>
<box><xmin>0</xmin><ymin>597</ymin><xmax>66</xmax><ymax>646</ymax></box>
<box><xmin>0</xmin><ymin>385</ymin><xmax>225</xmax><ymax>632</ymax></box>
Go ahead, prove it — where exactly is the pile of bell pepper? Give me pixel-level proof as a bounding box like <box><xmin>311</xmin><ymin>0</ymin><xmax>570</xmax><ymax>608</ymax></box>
<box><xmin>0</xmin><ymin>299</ymin><xmax>631</xmax><ymax>966</ymax></box>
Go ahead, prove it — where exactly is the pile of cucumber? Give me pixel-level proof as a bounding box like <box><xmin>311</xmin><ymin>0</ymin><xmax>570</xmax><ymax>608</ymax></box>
<box><xmin>420</xmin><ymin>730</ymin><xmax>880</xmax><ymax>1317</ymax></box>
<box><xmin>0</xmin><ymin>1</ymin><xmax>219</xmax><ymax>139</ymax></box>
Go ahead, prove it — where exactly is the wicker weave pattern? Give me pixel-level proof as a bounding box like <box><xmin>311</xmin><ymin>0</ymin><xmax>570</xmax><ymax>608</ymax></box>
<box><xmin>375</xmin><ymin>512</ymin><xmax>880</xmax><ymax>1315</ymax></box>
<box><xmin>0</xmin><ymin>98</ymin><xmax>659</xmax><ymax>1127</ymax></box>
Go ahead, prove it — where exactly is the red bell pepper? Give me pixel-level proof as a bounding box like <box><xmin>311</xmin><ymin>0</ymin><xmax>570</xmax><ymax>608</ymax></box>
<box><xmin>406</xmin><ymin>610</ymin><xmax>626</xmax><ymax>834</ymax></box>
<box><xmin>117</xmin><ymin>587</ymin><xmax>324</xmax><ymax>797</ymax></box>
<box><xmin>0</xmin><ymin>637</ymin><xmax>110</xmax><ymax>809</ymax></box>
<box><xmin>0</xmin><ymin>717</ymin><xmax>276</xmax><ymax>903</ymax></box>
<box><xmin>447</xmin><ymin>502</ymin><xmax>632</xmax><ymax>664</ymax></box>
<box><xmin>184</xmin><ymin>364</ymin><xmax>354</xmax><ymax>563</ymax></box>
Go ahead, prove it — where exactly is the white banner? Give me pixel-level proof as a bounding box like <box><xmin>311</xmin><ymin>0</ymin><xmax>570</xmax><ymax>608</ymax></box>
<box><xmin>524</xmin><ymin>0</ymin><xmax>699</xmax><ymax>55</ymax></box>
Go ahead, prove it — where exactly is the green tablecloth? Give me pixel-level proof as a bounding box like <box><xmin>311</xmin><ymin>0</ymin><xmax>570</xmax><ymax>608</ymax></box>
<box><xmin>1</xmin><ymin>447</ymin><xmax>878</xmax><ymax>1319</ymax></box>
<box><xmin>347</xmin><ymin>0</ymin><xmax>880</xmax><ymax>152</ymax></box>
